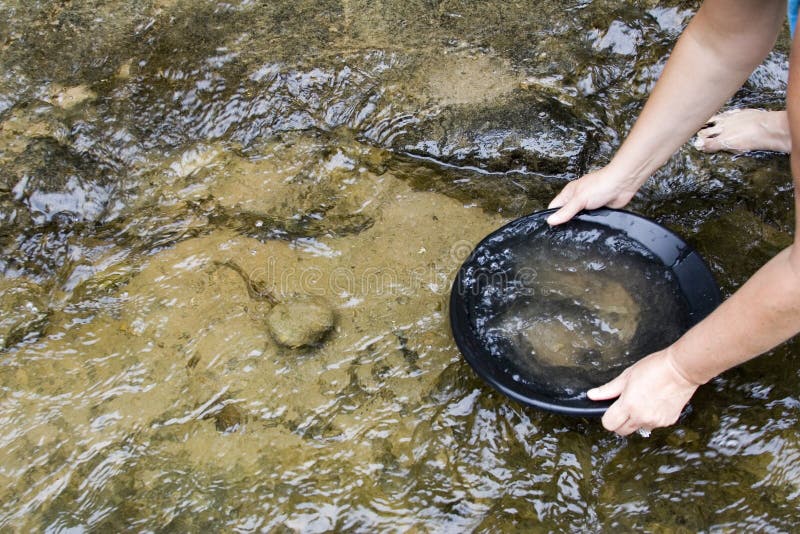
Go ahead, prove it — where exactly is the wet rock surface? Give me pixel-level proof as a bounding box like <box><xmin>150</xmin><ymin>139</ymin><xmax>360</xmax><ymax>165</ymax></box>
<box><xmin>395</xmin><ymin>93</ymin><xmax>593</xmax><ymax>176</ymax></box>
<box><xmin>204</xmin><ymin>134</ymin><xmax>399</xmax><ymax>239</ymax></box>
<box><xmin>0</xmin><ymin>277</ymin><xmax>48</xmax><ymax>350</ymax></box>
<box><xmin>0</xmin><ymin>198</ymin><xmax>32</xmax><ymax>242</ymax></box>
<box><xmin>694</xmin><ymin>207</ymin><xmax>793</xmax><ymax>292</ymax></box>
<box><xmin>5</xmin><ymin>138</ymin><xmax>114</xmax><ymax>226</ymax></box>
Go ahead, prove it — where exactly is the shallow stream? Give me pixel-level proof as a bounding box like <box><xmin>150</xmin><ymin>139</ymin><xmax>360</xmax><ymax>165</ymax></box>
<box><xmin>1</xmin><ymin>0</ymin><xmax>799</xmax><ymax>530</ymax></box>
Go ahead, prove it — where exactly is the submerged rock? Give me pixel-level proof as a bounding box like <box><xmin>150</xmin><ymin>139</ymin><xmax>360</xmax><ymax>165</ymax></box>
<box><xmin>212</xmin><ymin>258</ymin><xmax>336</xmax><ymax>349</ymax></box>
<box><xmin>213</xmin><ymin>404</ymin><xmax>245</xmax><ymax>433</ymax></box>
<box><xmin>694</xmin><ymin>207</ymin><xmax>793</xmax><ymax>290</ymax></box>
<box><xmin>0</xmin><ymin>104</ymin><xmax>67</xmax><ymax>170</ymax></box>
<box><xmin>535</xmin><ymin>269</ymin><xmax>640</xmax><ymax>344</ymax></box>
<box><xmin>0</xmin><ymin>198</ymin><xmax>32</xmax><ymax>242</ymax></box>
<box><xmin>266</xmin><ymin>296</ymin><xmax>335</xmax><ymax>349</ymax></box>
<box><xmin>0</xmin><ymin>278</ymin><xmax>48</xmax><ymax>350</ymax></box>
<box><xmin>48</xmin><ymin>84</ymin><xmax>96</xmax><ymax>110</ymax></box>
<box><xmin>206</xmin><ymin>134</ymin><xmax>398</xmax><ymax>239</ymax></box>
<box><xmin>394</xmin><ymin>93</ymin><xmax>593</xmax><ymax>175</ymax></box>
<box><xmin>5</xmin><ymin>138</ymin><xmax>114</xmax><ymax>225</ymax></box>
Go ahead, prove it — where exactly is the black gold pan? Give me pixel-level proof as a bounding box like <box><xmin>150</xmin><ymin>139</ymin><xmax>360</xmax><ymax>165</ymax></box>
<box><xmin>449</xmin><ymin>208</ymin><xmax>722</xmax><ymax>417</ymax></box>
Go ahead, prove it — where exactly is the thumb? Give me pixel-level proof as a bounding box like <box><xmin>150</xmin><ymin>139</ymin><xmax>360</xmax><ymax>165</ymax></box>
<box><xmin>587</xmin><ymin>372</ymin><xmax>627</xmax><ymax>401</ymax></box>
<box><xmin>546</xmin><ymin>196</ymin><xmax>585</xmax><ymax>226</ymax></box>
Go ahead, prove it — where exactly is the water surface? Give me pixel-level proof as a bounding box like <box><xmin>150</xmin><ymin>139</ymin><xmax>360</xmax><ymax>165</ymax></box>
<box><xmin>1</xmin><ymin>0</ymin><xmax>799</xmax><ymax>531</ymax></box>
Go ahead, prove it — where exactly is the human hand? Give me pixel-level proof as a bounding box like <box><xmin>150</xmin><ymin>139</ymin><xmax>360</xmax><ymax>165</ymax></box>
<box><xmin>546</xmin><ymin>166</ymin><xmax>643</xmax><ymax>226</ymax></box>
<box><xmin>587</xmin><ymin>348</ymin><xmax>700</xmax><ymax>436</ymax></box>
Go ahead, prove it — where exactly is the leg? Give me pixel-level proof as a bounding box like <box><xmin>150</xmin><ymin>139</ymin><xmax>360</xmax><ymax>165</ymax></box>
<box><xmin>695</xmin><ymin>108</ymin><xmax>791</xmax><ymax>153</ymax></box>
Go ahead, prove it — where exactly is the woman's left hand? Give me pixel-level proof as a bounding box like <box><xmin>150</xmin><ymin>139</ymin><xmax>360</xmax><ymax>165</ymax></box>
<box><xmin>587</xmin><ymin>348</ymin><xmax>700</xmax><ymax>436</ymax></box>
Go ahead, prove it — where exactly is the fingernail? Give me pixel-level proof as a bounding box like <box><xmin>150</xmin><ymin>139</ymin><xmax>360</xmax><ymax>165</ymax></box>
<box><xmin>692</xmin><ymin>137</ymin><xmax>704</xmax><ymax>150</ymax></box>
<box><xmin>587</xmin><ymin>388</ymin><xmax>598</xmax><ymax>396</ymax></box>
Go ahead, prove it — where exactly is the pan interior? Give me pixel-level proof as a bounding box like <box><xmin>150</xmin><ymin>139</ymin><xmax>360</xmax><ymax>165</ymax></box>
<box><xmin>459</xmin><ymin>216</ymin><xmax>692</xmax><ymax>402</ymax></box>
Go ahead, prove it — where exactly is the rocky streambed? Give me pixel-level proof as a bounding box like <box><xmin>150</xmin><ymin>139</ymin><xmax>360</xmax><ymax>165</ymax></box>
<box><xmin>1</xmin><ymin>0</ymin><xmax>799</xmax><ymax>531</ymax></box>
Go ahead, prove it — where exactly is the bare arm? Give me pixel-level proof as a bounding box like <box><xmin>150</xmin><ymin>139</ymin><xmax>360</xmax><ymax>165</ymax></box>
<box><xmin>547</xmin><ymin>0</ymin><xmax>786</xmax><ymax>225</ymax></box>
<box><xmin>585</xmin><ymin>0</ymin><xmax>800</xmax><ymax>435</ymax></box>
<box><xmin>671</xmin><ymin>19</ymin><xmax>800</xmax><ymax>387</ymax></box>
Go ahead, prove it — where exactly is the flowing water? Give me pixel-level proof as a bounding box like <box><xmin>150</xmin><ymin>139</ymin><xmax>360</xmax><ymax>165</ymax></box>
<box><xmin>1</xmin><ymin>0</ymin><xmax>799</xmax><ymax>531</ymax></box>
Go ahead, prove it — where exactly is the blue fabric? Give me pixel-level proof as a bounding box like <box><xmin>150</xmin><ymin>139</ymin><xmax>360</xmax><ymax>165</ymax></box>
<box><xmin>791</xmin><ymin>0</ymin><xmax>799</xmax><ymax>37</ymax></box>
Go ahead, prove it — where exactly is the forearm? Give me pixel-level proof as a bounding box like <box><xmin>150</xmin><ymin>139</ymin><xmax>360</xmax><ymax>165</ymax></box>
<box><xmin>670</xmin><ymin>246</ymin><xmax>800</xmax><ymax>384</ymax></box>
<box><xmin>672</xmin><ymin>8</ymin><xmax>800</xmax><ymax>384</ymax></box>
<box><xmin>584</xmin><ymin>0</ymin><xmax>792</xmax><ymax>434</ymax></box>
<box><xmin>609</xmin><ymin>0</ymin><xmax>785</xmax><ymax>186</ymax></box>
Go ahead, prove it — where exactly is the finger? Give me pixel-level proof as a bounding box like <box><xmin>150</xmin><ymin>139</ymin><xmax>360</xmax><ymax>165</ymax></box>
<box><xmin>587</xmin><ymin>373</ymin><xmax>626</xmax><ymax>401</ymax></box>
<box><xmin>615</xmin><ymin>420</ymin><xmax>640</xmax><ymax>437</ymax></box>
<box><xmin>600</xmin><ymin>400</ymin><xmax>629</xmax><ymax>433</ymax></box>
<box><xmin>547</xmin><ymin>184</ymin><xmax>574</xmax><ymax>209</ymax></box>
<box><xmin>546</xmin><ymin>196</ymin><xmax>585</xmax><ymax>226</ymax></box>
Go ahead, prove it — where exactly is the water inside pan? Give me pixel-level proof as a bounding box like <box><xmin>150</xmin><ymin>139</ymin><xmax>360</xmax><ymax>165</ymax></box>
<box><xmin>470</xmin><ymin>221</ymin><xmax>691</xmax><ymax>400</ymax></box>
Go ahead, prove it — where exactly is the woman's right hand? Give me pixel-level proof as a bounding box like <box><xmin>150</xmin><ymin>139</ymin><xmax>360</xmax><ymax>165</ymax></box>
<box><xmin>546</xmin><ymin>166</ymin><xmax>644</xmax><ymax>226</ymax></box>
